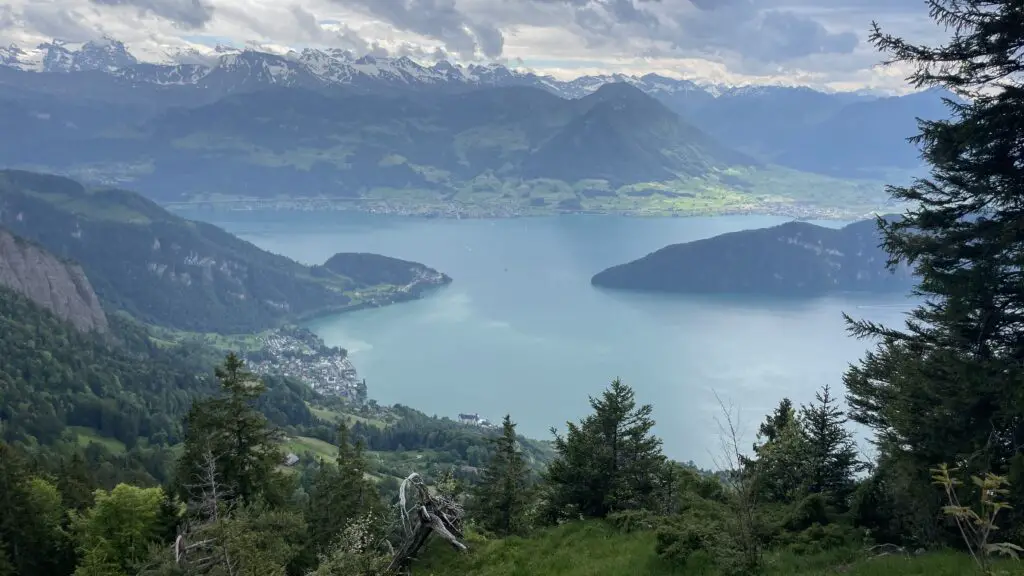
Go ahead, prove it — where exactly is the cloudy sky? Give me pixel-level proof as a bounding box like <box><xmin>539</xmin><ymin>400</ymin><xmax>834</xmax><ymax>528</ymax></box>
<box><xmin>0</xmin><ymin>0</ymin><xmax>946</xmax><ymax>92</ymax></box>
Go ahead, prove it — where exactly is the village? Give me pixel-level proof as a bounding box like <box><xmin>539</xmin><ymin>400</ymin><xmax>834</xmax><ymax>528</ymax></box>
<box><xmin>241</xmin><ymin>327</ymin><xmax>499</xmax><ymax>431</ymax></box>
<box><xmin>244</xmin><ymin>326</ymin><xmax>367</xmax><ymax>401</ymax></box>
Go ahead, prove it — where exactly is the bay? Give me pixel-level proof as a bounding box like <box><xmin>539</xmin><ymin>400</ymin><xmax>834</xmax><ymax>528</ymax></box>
<box><xmin>184</xmin><ymin>210</ymin><xmax>913</xmax><ymax>465</ymax></box>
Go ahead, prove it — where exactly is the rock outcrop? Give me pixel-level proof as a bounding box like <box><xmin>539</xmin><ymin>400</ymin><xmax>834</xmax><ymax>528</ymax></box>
<box><xmin>0</xmin><ymin>227</ymin><xmax>108</xmax><ymax>333</ymax></box>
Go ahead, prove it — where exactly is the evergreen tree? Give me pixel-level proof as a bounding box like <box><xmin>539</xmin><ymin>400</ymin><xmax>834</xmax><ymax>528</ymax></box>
<box><xmin>0</xmin><ymin>442</ymin><xmax>70</xmax><ymax>575</ymax></box>
<box><xmin>176</xmin><ymin>354</ymin><xmax>284</xmax><ymax>507</ymax></box>
<box><xmin>844</xmin><ymin>1</ymin><xmax>1024</xmax><ymax>488</ymax></box>
<box><xmin>544</xmin><ymin>379</ymin><xmax>665</xmax><ymax>519</ymax></box>
<box><xmin>800</xmin><ymin>385</ymin><xmax>863</xmax><ymax>506</ymax></box>
<box><xmin>472</xmin><ymin>415</ymin><xmax>532</xmax><ymax>536</ymax></box>
<box><xmin>750</xmin><ymin>399</ymin><xmax>809</xmax><ymax>503</ymax></box>
<box><xmin>756</xmin><ymin>398</ymin><xmax>797</xmax><ymax>446</ymax></box>
<box><xmin>57</xmin><ymin>453</ymin><xmax>98</xmax><ymax>512</ymax></box>
<box><xmin>306</xmin><ymin>423</ymin><xmax>380</xmax><ymax>552</ymax></box>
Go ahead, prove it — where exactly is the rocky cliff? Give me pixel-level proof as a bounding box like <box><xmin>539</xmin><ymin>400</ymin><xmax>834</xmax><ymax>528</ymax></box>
<box><xmin>0</xmin><ymin>228</ymin><xmax>108</xmax><ymax>332</ymax></box>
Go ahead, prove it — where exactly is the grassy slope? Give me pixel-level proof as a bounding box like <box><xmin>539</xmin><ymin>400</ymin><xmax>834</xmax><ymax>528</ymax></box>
<box><xmin>69</xmin><ymin>427</ymin><xmax>128</xmax><ymax>454</ymax></box>
<box><xmin>416</xmin><ymin>521</ymin><xmax>1009</xmax><ymax>576</ymax></box>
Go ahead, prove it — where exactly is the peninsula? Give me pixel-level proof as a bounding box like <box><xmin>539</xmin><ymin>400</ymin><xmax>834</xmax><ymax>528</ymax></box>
<box><xmin>591</xmin><ymin>218</ymin><xmax>915</xmax><ymax>296</ymax></box>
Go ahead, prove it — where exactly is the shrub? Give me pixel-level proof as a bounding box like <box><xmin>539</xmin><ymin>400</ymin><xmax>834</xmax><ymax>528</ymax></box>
<box><xmin>607</xmin><ymin>510</ymin><xmax>660</xmax><ymax>534</ymax></box>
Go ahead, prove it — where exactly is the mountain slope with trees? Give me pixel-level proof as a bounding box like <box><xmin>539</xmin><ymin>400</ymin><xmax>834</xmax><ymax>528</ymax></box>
<box><xmin>591</xmin><ymin>218</ymin><xmax>914</xmax><ymax>296</ymax></box>
<box><xmin>0</xmin><ymin>170</ymin><xmax>450</xmax><ymax>333</ymax></box>
<box><xmin>21</xmin><ymin>83</ymin><xmax>754</xmax><ymax>203</ymax></box>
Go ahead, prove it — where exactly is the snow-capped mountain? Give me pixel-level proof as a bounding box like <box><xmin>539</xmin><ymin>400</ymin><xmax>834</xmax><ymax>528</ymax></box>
<box><xmin>8</xmin><ymin>38</ymin><xmax>140</xmax><ymax>73</ymax></box>
<box><xmin>0</xmin><ymin>36</ymin><xmax>738</xmax><ymax>102</ymax></box>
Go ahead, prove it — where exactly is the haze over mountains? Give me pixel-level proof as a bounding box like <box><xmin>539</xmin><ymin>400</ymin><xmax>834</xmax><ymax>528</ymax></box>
<box><xmin>0</xmin><ymin>37</ymin><xmax>953</xmax><ymax>205</ymax></box>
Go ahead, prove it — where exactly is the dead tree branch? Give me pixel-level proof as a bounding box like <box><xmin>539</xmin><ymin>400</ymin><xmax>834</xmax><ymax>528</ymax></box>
<box><xmin>387</xmin><ymin>472</ymin><xmax>467</xmax><ymax>573</ymax></box>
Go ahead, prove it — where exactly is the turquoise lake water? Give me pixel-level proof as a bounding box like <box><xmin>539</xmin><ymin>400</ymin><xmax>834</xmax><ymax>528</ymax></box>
<box><xmin>186</xmin><ymin>210</ymin><xmax>912</xmax><ymax>465</ymax></box>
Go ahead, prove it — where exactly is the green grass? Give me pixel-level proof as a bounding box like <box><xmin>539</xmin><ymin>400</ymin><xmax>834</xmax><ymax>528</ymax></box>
<box><xmin>146</xmin><ymin>325</ymin><xmax>270</xmax><ymax>353</ymax></box>
<box><xmin>282</xmin><ymin>435</ymin><xmax>405</xmax><ymax>484</ymax></box>
<box><xmin>69</xmin><ymin>427</ymin><xmax>127</xmax><ymax>453</ymax></box>
<box><xmin>283</xmin><ymin>436</ymin><xmax>339</xmax><ymax>461</ymax></box>
<box><xmin>415</xmin><ymin>521</ymin><xmax>1018</xmax><ymax>576</ymax></box>
<box><xmin>308</xmin><ymin>404</ymin><xmax>390</xmax><ymax>429</ymax></box>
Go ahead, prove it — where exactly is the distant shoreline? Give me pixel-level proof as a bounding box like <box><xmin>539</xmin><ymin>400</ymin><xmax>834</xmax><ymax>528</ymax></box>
<box><xmin>294</xmin><ymin>277</ymin><xmax>452</xmax><ymax>324</ymax></box>
<box><xmin>166</xmin><ymin>198</ymin><xmax>886</xmax><ymax>222</ymax></box>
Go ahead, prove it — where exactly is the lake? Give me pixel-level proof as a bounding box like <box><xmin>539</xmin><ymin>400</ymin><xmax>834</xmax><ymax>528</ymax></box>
<box><xmin>184</xmin><ymin>210</ymin><xmax>913</xmax><ymax>466</ymax></box>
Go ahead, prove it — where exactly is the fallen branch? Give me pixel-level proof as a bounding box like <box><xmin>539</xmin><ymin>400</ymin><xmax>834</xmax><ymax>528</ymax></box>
<box><xmin>387</xmin><ymin>472</ymin><xmax>467</xmax><ymax>573</ymax></box>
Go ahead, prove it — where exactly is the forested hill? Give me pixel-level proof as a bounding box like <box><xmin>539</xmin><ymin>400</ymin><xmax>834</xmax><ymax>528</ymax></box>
<box><xmin>0</xmin><ymin>283</ymin><xmax>218</xmax><ymax>483</ymax></box>
<box><xmin>592</xmin><ymin>217</ymin><xmax>914</xmax><ymax>296</ymax></box>
<box><xmin>0</xmin><ymin>170</ymin><xmax>450</xmax><ymax>333</ymax></box>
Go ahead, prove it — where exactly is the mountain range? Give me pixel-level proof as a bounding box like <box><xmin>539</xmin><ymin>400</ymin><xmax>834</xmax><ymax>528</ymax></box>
<box><xmin>0</xmin><ymin>37</ymin><xmax>955</xmax><ymax>207</ymax></box>
<box><xmin>591</xmin><ymin>218</ymin><xmax>915</xmax><ymax>296</ymax></box>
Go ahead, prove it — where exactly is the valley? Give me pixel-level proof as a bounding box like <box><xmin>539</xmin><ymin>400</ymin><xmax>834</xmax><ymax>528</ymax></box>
<box><xmin>0</xmin><ymin>39</ymin><xmax>935</xmax><ymax>220</ymax></box>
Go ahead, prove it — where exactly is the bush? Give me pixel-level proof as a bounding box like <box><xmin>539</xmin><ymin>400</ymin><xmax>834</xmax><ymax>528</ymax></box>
<box><xmin>607</xmin><ymin>510</ymin><xmax>660</xmax><ymax>533</ymax></box>
<box><xmin>783</xmin><ymin>493</ymin><xmax>830</xmax><ymax>532</ymax></box>
<box><xmin>783</xmin><ymin>523</ymin><xmax>868</xmax><ymax>556</ymax></box>
<box><xmin>655</xmin><ymin>516</ymin><xmax>718</xmax><ymax>567</ymax></box>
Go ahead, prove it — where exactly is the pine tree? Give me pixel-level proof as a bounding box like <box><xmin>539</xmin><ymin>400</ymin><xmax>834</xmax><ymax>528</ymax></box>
<box><xmin>756</xmin><ymin>398</ymin><xmax>797</xmax><ymax>446</ymax></box>
<box><xmin>800</xmin><ymin>385</ymin><xmax>863</xmax><ymax>506</ymax></box>
<box><xmin>176</xmin><ymin>353</ymin><xmax>284</xmax><ymax>507</ymax></box>
<box><xmin>307</xmin><ymin>423</ymin><xmax>381</xmax><ymax>552</ymax></box>
<box><xmin>544</xmin><ymin>379</ymin><xmax>665</xmax><ymax>519</ymax></box>
<box><xmin>472</xmin><ymin>415</ymin><xmax>532</xmax><ymax>536</ymax></box>
<box><xmin>750</xmin><ymin>399</ymin><xmax>809</xmax><ymax>503</ymax></box>
<box><xmin>57</xmin><ymin>453</ymin><xmax>97</xmax><ymax>511</ymax></box>
<box><xmin>844</xmin><ymin>1</ymin><xmax>1024</xmax><ymax>481</ymax></box>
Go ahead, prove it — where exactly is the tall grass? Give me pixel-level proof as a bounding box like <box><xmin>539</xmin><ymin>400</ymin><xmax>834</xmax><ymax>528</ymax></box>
<box><xmin>414</xmin><ymin>520</ymin><xmax>1021</xmax><ymax>576</ymax></box>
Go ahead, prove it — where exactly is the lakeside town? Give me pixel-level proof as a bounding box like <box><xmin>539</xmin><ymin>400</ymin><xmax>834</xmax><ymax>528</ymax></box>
<box><xmin>240</xmin><ymin>327</ymin><xmax>498</xmax><ymax>429</ymax></box>
<box><xmin>244</xmin><ymin>326</ymin><xmax>367</xmax><ymax>401</ymax></box>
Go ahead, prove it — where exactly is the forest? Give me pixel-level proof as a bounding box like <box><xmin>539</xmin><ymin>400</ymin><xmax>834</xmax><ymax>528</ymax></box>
<box><xmin>2</xmin><ymin>1</ymin><xmax>1024</xmax><ymax>575</ymax></box>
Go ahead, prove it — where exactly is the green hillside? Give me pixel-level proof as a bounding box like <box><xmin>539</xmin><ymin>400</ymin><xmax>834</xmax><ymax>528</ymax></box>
<box><xmin>592</xmin><ymin>217</ymin><xmax>914</xmax><ymax>296</ymax></box>
<box><xmin>0</xmin><ymin>170</ymin><xmax>450</xmax><ymax>333</ymax></box>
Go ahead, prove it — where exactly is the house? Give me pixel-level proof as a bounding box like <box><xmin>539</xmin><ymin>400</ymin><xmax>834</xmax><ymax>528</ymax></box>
<box><xmin>458</xmin><ymin>413</ymin><xmax>480</xmax><ymax>425</ymax></box>
<box><xmin>283</xmin><ymin>453</ymin><xmax>300</xmax><ymax>467</ymax></box>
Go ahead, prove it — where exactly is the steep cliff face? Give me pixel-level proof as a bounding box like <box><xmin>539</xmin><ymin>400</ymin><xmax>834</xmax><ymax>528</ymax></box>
<box><xmin>0</xmin><ymin>228</ymin><xmax>108</xmax><ymax>333</ymax></box>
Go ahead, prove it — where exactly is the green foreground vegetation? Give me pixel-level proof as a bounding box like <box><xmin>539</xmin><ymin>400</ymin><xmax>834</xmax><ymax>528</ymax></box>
<box><xmin>418</xmin><ymin>521</ymin><xmax>1009</xmax><ymax>576</ymax></box>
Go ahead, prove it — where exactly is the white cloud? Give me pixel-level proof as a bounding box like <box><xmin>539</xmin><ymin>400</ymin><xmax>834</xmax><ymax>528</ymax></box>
<box><xmin>0</xmin><ymin>0</ymin><xmax>946</xmax><ymax>91</ymax></box>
